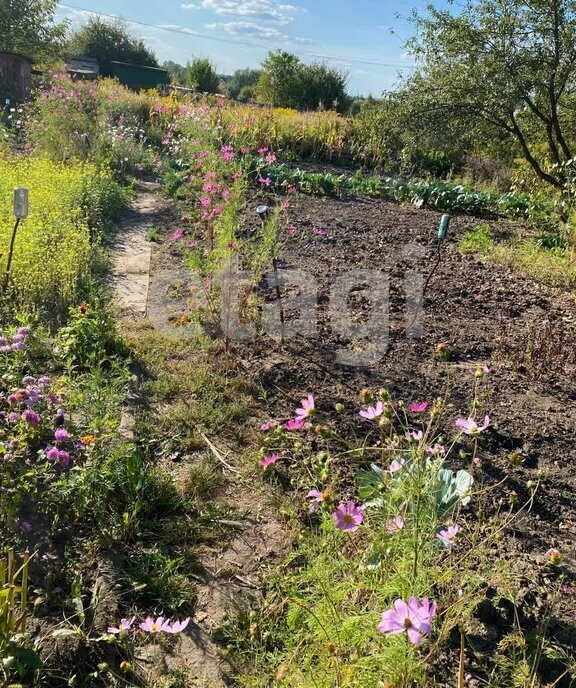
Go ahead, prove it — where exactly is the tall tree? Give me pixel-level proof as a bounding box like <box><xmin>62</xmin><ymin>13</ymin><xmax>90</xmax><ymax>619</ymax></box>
<box><xmin>0</xmin><ymin>0</ymin><xmax>67</xmax><ymax>61</ymax></box>
<box><xmin>66</xmin><ymin>17</ymin><xmax>158</xmax><ymax>76</ymax></box>
<box><xmin>408</xmin><ymin>0</ymin><xmax>576</xmax><ymax>188</ymax></box>
<box><xmin>184</xmin><ymin>58</ymin><xmax>219</xmax><ymax>93</ymax></box>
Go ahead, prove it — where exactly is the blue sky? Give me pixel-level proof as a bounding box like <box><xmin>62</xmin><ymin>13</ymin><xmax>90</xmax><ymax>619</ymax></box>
<box><xmin>55</xmin><ymin>0</ymin><xmax>444</xmax><ymax>95</ymax></box>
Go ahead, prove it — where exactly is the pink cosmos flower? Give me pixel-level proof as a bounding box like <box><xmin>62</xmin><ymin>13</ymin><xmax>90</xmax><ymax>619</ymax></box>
<box><xmin>405</xmin><ymin>430</ymin><xmax>423</xmax><ymax>441</ymax></box>
<box><xmin>436</xmin><ymin>524</ymin><xmax>459</xmax><ymax>548</ymax></box>
<box><xmin>108</xmin><ymin>617</ymin><xmax>135</xmax><ymax>634</ymax></box>
<box><xmin>359</xmin><ymin>401</ymin><xmax>384</xmax><ymax>420</ymax></box>
<box><xmin>259</xmin><ymin>177</ymin><xmax>272</xmax><ymax>187</ymax></box>
<box><xmin>409</xmin><ymin>401</ymin><xmax>428</xmax><ymax>413</ymax></box>
<box><xmin>281</xmin><ymin>202</ymin><xmax>291</xmax><ymax>210</ymax></box>
<box><xmin>288</xmin><ymin>186</ymin><xmax>297</xmax><ymax>194</ymax></box>
<box><xmin>260</xmin><ymin>420</ymin><xmax>277</xmax><ymax>431</ymax></box>
<box><xmin>426</xmin><ymin>443</ymin><xmax>446</xmax><ymax>456</ymax></box>
<box><xmin>287</xmin><ymin>226</ymin><xmax>298</xmax><ymax>236</ymax></box>
<box><xmin>386</xmin><ymin>515</ymin><xmax>405</xmax><ymax>533</ymax></box>
<box><xmin>201</xmin><ymin>197</ymin><xmax>212</xmax><ymax>207</ymax></box>
<box><xmin>307</xmin><ymin>485</ymin><xmax>333</xmax><ymax>512</ymax></box>
<box><xmin>139</xmin><ymin>616</ymin><xmax>171</xmax><ymax>633</ymax></box>
<box><xmin>295</xmin><ymin>394</ymin><xmax>315</xmax><ymax>420</ymax></box>
<box><xmin>259</xmin><ymin>453</ymin><xmax>279</xmax><ymax>469</ymax></box>
<box><xmin>171</xmin><ymin>229</ymin><xmax>185</xmax><ymax>241</ymax></box>
<box><xmin>258</xmin><ymin>147</ymin><xmax>269</xmax><ymax>154</ymax></box>
<box><xmin>283</xmin><ymin>418</ymin><xmax>305</xmax><ymax>431</ymax></box>
<box><xmin>205</xmin><ymin>172</ymin><xmax>216</xmax><ymax>179</ymax></box>
<box><xmin>455</xmin><ymin>415</ymin><xmax>490</xmax><ymax>435</ymax></box>
<box><xmin>378</xmin><ymin>597</ymin><xmax>436</xmax><ymax>645</ymax></box>
<box><xmin>164</xmin><ymin>618</ymin><xmax>190</xmax><ymax>634</ymax></box>
<box><xmin>241</xmin><ymin>147</ymin><xmax>250</xmax><ymax>154</ymax></box>
<box><xmin>333</xmin><ymin>502</ymin><xmax>364</xmax><ymax>532</ymax></box>
<box><xmin>388</xmin><ymin>458</ymin><xmax>405</xmax><ymax>474</ymax></box>
<box><xmin>266</xmin><ymin>153</ymin><xmax>277</xmax><ymax>164</ymax></box>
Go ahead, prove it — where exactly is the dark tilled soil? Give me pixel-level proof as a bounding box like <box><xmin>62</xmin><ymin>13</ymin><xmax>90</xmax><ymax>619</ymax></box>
<box><xmin>233</xmin><ymin>193</ymin><xmax>576</xmax><ymax>675</ymax></box>
<box><xmin>150</xmin><ymin>182</ymin><xmax>576</xmax><ymax>683</ymax></box>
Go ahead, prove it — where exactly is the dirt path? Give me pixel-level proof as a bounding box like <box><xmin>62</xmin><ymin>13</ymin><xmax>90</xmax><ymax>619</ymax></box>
<box><xmin>110</xmin><ymin>184</ymin><xmax>289</xmax><ymax>687</ymax></box>
<box><xmin>109</xmin><ymin>180</ymin><xmax>168</xmax><ymax>319</ymax></box>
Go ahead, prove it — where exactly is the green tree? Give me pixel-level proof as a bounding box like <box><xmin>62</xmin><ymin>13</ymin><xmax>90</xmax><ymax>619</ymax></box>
<box><xmin>227</xmin><ymin>68</ymin><xmax>262</xmax><ymax>100</ymax></box>
<box><xmin>0</xmin><ymin>0</ymin><xmax>66</xmax><ymax>61</ymax></box>
<box><xmin>257</xmin><ymin>50</ymin><xmax>303</xmax><ymax>109</ymax></box>
<box><xmin>163</xmin><ymin>60</ymin><xmax>186</xmax><ymax>85</ymax></box>
<box><xmin>185</xmin><ymin>58</ymin><xmax>220</xmax><ymax>94</ymax></box>
<box><xmin>299</xmin><ymin>62</ymin><xmax>349</xmax><ymax>112</ymax></box>
<box><xmin>407</xmin><ymin>0</ymin><xmax>576</xmax><ymax>188</ymax></box>
<box><xmin>257</xmin><ymin>50</ymin><xmax>350</xmax><ymax>112</ymax></box>
<box><xmin>66</xmin><ymin>17</ymin><xmax>158</xmax><ymax>76</ymax></box>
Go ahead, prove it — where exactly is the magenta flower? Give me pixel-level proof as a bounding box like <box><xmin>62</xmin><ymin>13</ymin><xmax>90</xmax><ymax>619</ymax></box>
<box><xmin>333</xmin><ymin>502</ymin><xmax>364</xmax><ymax>532</ymax></box>
<box><xmin>283</xmin><ymin>418</ymin><xmax>305</xmax><ymax>431</ymax></box>
<box><xmin>455</xmin><ymin>415</ymin><xmax>490</xmax><ymax>435</ymax></box>
<box><xmin>164</xmin><ymin>617</ymin><xmax>190</xmax><ymax>634</ymax></box>
<box><xmin>388</xmin><ymin>459</ymin><xmax>405</xmax><ymax>474</ymax></box>
<box><xmin>436</xmin><ymin>524</ymin><xmax>459</xmax><ymax>548</ymax></box>
<box><xmin>258</xmin><ymin>147</ymin><xmax>269</xmax><ymax>154</ymax></box>
<box><xmin>139</xmin><ymin>616</ymin><xmax>171</xmax><ymax>633</ymax></box>
<box><xmin>295</xmin><ymin>394</ymin><xmax>315</xmax><ymax>420</ymax></box>
<box><xmin>266</xmin><ymin>152</ymin><xmax>277</xmax><ymax>164</ymax></box>
<box><xmin>307</xmin><ymin>485</ymin><xmax>333</xmax><ymax>512</ymax></box>
<box><xmin>359</xmin><ymin>401</ymin><xmax>384</xmax><ymax>420</ymax></box>
<box><xmin>409</xmin><ymin>401</ymin><xmax>428</xmax><ymax>413</ymax></box>
<box><xmin>259</xmin><ymin>453</ymin><xmax>279</xmax><ymax>469</ymax></box>
<box><xmin>22</xmin><ymin>409</ymin><xmax>40</xmax><ymax>426</ymax></box>
<box><xmin>386</xmin><ymin>515</ymin><xmax>405</xmax><ymax>533</ymax></box>
<box><xmin>108</xmin><ymin>617</ymin><xmax>135</xmax><ymax>634</ymax></box>
<box><xmin>313</xmin><ymin>229</ymin><xmax>327</xmax><ymax>236</ymax></box>
<box><xmin>54</xmin><ymin>428</ymin><xmax>70</xmax><ymax>443</ymax></box>
<box><xmin>260</xmin><ymin>420</ymin><xmax>277</xmax><ymax>431</ymax></box>
<box><xmin>46</xmin><ymin>446</ymin><xmax>60</xmax><ymax>461</ymax></box>
<box><xmin>57</xmin><ymin>450</ymin><xmax>70</xmax><ymax>468</ymax></box>
<box><xmin>171</xmin><ymin>229</ymin><xmax>185</xmax><ymax>241</ymax></box>
<box><xmin>378</xmin><ymin>597</ymin><xmax>436</xmax><ymax>645</ymax></box>
<box><xmin>201</xmin><ymin>197</ymin><xmax>212</xmax><ymax>207</ymax></box>
<box><xmin>259</xmin><ymin>177</ymin><xmax>272</xmax><ymax>187</ymax></box>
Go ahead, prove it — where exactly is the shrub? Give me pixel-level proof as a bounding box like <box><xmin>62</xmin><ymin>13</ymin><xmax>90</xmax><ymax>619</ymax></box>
<box><xmin>0</xmin><ymin>155</ymin><xmax>124</xmax><ymax>315</ymax></box>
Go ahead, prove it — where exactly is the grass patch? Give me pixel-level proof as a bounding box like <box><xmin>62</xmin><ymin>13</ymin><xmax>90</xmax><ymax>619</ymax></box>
<box><xmin>460</xmin><ymin>224</ymin><xmax>576</xmax><ymax>289</ymax></box>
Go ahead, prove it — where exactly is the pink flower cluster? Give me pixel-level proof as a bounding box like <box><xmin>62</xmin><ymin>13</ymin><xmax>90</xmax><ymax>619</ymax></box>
<box><xmin>0</xmin><ymin>327</ymin><xmax>30</xmax><ymax>353</ymax></box>
<box><xmin>108</xmin><ymin>616</ymin><xmax>190</xmax><ymax>635</ymax></box>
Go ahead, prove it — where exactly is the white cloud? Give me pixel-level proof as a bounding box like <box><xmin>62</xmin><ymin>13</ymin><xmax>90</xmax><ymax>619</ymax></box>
<box><xmin>182</xmin><ymin>0</ymin><xmax>303</xmax><ymax>26</ymax></box>
<box><xmin>205</xmin><ymin>19</ymin><xmax>313</xmax><ymax>44</ymax></box>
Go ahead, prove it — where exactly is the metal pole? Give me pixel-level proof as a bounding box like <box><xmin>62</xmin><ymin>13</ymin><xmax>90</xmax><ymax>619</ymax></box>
<box><xmin>3</xmin><ymin>218</ymin><xmax>20</xmax><ymax>292</ymax></box>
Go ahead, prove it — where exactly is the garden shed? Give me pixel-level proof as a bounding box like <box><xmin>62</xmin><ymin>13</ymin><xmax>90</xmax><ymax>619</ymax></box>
<box><xmin>0</xmin><ymin>51</ymin><xmax>32</xmax><ymax>104</ymax></box>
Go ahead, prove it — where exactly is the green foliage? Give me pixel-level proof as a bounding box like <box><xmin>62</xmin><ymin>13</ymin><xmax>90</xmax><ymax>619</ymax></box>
<box><xmin>257</xmin><ymin>50</ymin><xmax>349</xmax><ymax>112</ymax></box>
<box><xmin>185</xmin><ymin>58</ymin><xmax>220</xmax><ymax>94</ymax></box>
<box><xmin>406</xmin><ymin>0</ymin><xmax>576</xmax><ymax>189</ymax></box>
<box><xmin>0</xmin><ymin>155</ymin><xmax>92</xmax><ymax>315</ymax></box>
<box><xmin>227</xmin><ymin>68</ymin><xmax>262</xmax><ymax>100</ymax></box>
<box><xmin>56</xmin><ymin>302</ymin><xmax>128</xmax><ymax>369</ymax></box>
<box><xmin>0</xmin><ymin>0</ymin><xmax>66</xmax><ymax>62</ymax></box>
<box><xmin>66</xmin><ymin>17</ymin><xmax>158</xmax><ymax>76</ymax></box>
